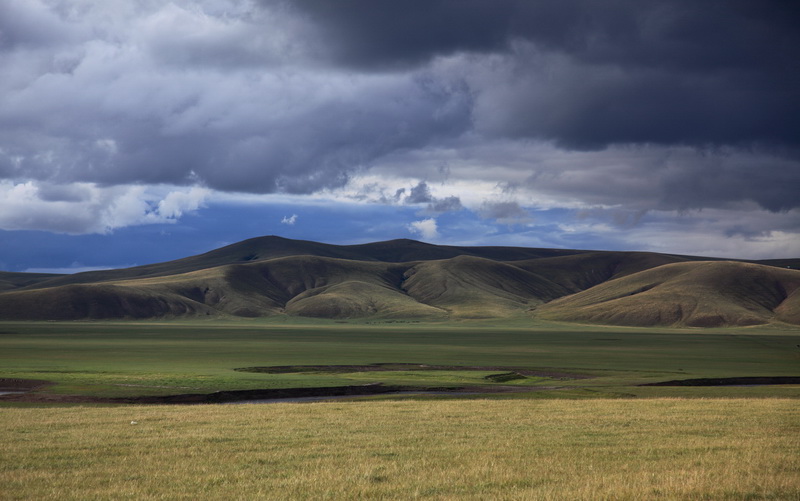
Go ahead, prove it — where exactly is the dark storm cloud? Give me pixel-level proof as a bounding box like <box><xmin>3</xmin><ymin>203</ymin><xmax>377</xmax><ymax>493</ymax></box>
<box><xmin>427</xmin><ymin>196</ymin><xmax>463</xmax><ymax>214</ymax></box>
<box><xmin>0</xmin><ymin>4</ymin><xmax>473</xmax><ymax>195</ymax></box>
<box><xmin>655</xmin><ymin>148</ymin><xmax>800</xmax><ymax>213</ymax></box>
<box><xmin>284</xmin><ymin>0</ymin><xmax>512</xmax><ymax>69</ymax></box>
<box><xmin>405</xmin><ymin>181</ymin><xmax>434</xmax><ymax>204</ymax></box>
<box><xmin>1</xmin><ymin>0</ymin><xmax>799</xmax><ymax>223</ymax></box>
<box><xmin>0</xmin><ymin>1</ymin><xmax>76</xmax><ymax>49</ymax></box>
<box><xmin>291</xmin><ymin>0</ymin><xmax>800</xmax><ymax>149</ymax></box>
<box><xmin>510</xmin><ymin>143</ymin><xmax>800</xmax><ymax>213</ymax></box>
<box><xmin>403</xmin><ymin>181</ymin><xmax>463</xmax><ymax>214</ymax></box>
<box><xmin>291</xmin><ymin>0</ymin><xmax>800</xmax><ymax>79</ymax></box>
<box><xmin>475</xmin><ymin>53</ymin><xmax>800</xmax><ymax>150</ymax></box>
<box><xmin>478</xmin><ymin>201</ymin><xmax>532</xmax><ymax>225</ymax></box>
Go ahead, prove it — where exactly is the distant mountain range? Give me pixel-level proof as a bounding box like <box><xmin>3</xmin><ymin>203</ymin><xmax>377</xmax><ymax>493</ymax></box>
<box><xmin>1</xmin><ymin>236</ymin><xmax>798</xmax><ymax>327</ymax></box>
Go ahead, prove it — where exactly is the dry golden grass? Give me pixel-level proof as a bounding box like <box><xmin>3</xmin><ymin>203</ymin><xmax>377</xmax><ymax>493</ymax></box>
<box><xmin>2</xmin><ymin>398</ymin><xmax>798</xmax><ymax>500</ymax></box>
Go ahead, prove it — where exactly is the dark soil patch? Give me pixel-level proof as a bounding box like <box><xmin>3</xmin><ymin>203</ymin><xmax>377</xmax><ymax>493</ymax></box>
<box><xmin>0</xmin><ymin>378</ymin><xmax>551</xmax><ymax>405</ymax></box>
<box><xmin>642</xmin><ymin>376</ymin><xmax>800</xmax><ymax>387</ymax></box>
<box><xmin>0</xmin><ymin>378</ymin><xmax>53</xmax><ymax>391</ymax></box>
<box><xmin>0</xmin><ymin>366</ymin><xmax>579</xmax><ymax>405</ymax></box>
<box><xmin>115</xmin><ymin>384</ymin><xmax>451</xmax><ymax>404</ymax></box>
<box><xmin>484</xmin><ymin>372</ymin><xmax>527</xmax><ymax>383</ymax></box>
<box><xmin>234</xmin><ymin>363</ymin><xmax>591</xmax><ymax>380</ymax></box>
<box><xmin>0</xmin><ymin>383</ymin><xmax>498</xmax><ymax>405</ymax></box>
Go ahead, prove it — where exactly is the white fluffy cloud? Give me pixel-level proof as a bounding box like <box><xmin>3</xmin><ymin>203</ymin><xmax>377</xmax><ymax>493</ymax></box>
<box><xmin>281</xmin><ymin>214</ymin><xmax>298</xmax><ymax>225</ymax></box>
<box><xmin>407</xmin><ymin>218</ymin><xmax>439</xmax><ymax>240</ymax></box>
<box><xmin>0</xmin><ymin>181</ymin><xmax>208</xmax><ymax>234</ymax></box>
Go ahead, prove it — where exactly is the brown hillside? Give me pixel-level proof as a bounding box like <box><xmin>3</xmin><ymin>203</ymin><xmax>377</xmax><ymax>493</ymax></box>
<box><xmin>515</xmin><ymin>251</ymin><xmax>688</xmax><ymax>293</ymax></box>
<box><xmin>0</xmin><ymin>272</ymin><xmax>62</xmax><ymax>292</ymax></box>
<box><xmin>401</xmin><ymin>256</ymin><xmax>568</xmax><ymax>319</ymax></box>
<box><xmin>17</xmin><ymin>236</ymin><xmax>582</xmax><ymax>291</ymax></box>
<box><xmin>1</xmin><ymin>236</ymin><xmax>797</xmax><ymax>325</ymax></box>
<box><xmin>774</xmin><ymin>287</ymin><xmax>800</xmax><ymax>324</ymax></box>
<box><xmin>15</xmin><ymin>235</ymin><xmax>791</xmax><ymax>292</ymax></box>
<box><xmin>100</xmin><ymin>256</ymin><xmax>407</xmax><ymax>319</ymax></box>
<box><xmin>536</xmin><ymin>261</ymin><xmax>800</xmax><ymax>327</ymax></box>
<box><xmin>286</xmin><ymin>281</ymin><xmax>447</xmax><ymax>320</ymax></box>
<box><xmin>0</xmin><ymin>283</ymin><xmax>214</xmax><ymax>320</ymax></box>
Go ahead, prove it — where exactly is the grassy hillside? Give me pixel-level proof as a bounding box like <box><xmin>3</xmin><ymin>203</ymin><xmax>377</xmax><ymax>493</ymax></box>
<box><xmin>537</xmin><ymin>261</ymin><xmax>800</xmax><ymax>327</ymax></box>
<box><xmin>15</xmin><ymin>236</ymin><xmax>588</xmax><ymax>291</ymax></box>
<box><xmin>0</xmin><ymin>252</ymin><xmax>674</xmax><ymax>321</ymax></box>
<box><xmin>402</xmin><ymin>256</ymin><xmax>568</xmax><ymax>318</ymax></box>
<box><xmin>515</xmin><ymin>251</ymin><xmax>688</xmax><ymax>293</ymax></box>
<box><xmin>8</xmin><ymin>236</ymin><xmax>797</xmax><ymax>295</ymax></box>
<box><xmin>0</xmin><ymin>271</ymin><xmax>62</xmax><ymax>292</ymax></box>
<box><xmin>223</xmin><ymin>256</ymin><xmax>443</xmax><ymax>319</ymax></box>
<box><xmin>0</xmin><ymin>283</ymin><xmax>217</xmax><ymax>320</ymax></box>
<box><xmin>1</xmin><ymin>236</ymin><xmax>798</xmax><ymax>325</ymax></box>
<box><xmin>15</xmin><ymin>236</ymin><xmax>369</xmax><ymax>290</ymax></box>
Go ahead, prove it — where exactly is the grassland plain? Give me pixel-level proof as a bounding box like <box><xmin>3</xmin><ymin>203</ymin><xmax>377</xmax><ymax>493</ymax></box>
<box><xmin>1</xmin><ymin>319</ymin><xmax>799</xmax><ymax>399</ymax></box>
<box><xmin>1</xmin><ymin>399</ymin><xmax>798</xmax><ymax>500</ymax></box>
<box><xmin>2</xmin><ymin>320</ymin><xmax>799</xmax><ymax>499</ymax></box>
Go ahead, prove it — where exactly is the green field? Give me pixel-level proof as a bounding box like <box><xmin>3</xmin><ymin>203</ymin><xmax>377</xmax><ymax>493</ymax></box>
<box><xmin>1</xmin><ymin>319</ymin><xmax>799</xmax><ymax>400</ymax></box>
<box><xmin>2</xmin><ymin>320</ymin><xmax>799</xmax><ymax>499</ymax></box>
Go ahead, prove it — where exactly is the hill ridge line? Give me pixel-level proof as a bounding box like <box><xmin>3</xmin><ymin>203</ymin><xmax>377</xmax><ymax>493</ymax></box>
<box><xmin>1</xmin><ymin>237</ymin><xmax>798</xmax><ymax>326</ymax></box>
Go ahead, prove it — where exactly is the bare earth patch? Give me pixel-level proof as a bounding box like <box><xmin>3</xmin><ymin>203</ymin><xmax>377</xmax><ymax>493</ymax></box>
<box><xmin>234</xmin><ymin>363</ymin><xmax>591</xmax><ymax>380</ymax></box>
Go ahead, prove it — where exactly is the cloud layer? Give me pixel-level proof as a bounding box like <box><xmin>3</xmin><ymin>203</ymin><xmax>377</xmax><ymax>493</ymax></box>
<box><xmin>0</xmin><ymin>0</ymin><xmax>797</xmax><ymax>258</ymax></box>
<box><xmin>0</xmin><ymin>180</ymin><xmax>208</xmax><ymax>234</ymax></box>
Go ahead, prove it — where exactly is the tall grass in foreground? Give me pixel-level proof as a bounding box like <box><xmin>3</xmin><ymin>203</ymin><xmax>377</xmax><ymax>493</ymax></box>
<box><xmin>2</xmin><ymin>399</ymin><xmax>798</xmax><ymax>500</ymax></box>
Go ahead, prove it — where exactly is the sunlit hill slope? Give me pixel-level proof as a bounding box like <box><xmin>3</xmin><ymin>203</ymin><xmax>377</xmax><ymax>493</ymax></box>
<box><xmin>0</xmin><ymin>236</ymin><xmax>798</xmax><ymax>327</ymax></box>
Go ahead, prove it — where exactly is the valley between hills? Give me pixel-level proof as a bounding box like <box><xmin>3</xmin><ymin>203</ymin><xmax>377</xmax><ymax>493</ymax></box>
<box><xmin>1</xmin><ymin>235</ymin><xmax>799</xmax><ymax>327</ymax></box>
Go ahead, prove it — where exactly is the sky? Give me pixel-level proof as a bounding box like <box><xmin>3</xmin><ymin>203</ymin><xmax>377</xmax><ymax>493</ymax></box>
<box><xmin>1</xmin><ymin>0</ymin><xmax>799</xmax><ymax>273</ymax></box>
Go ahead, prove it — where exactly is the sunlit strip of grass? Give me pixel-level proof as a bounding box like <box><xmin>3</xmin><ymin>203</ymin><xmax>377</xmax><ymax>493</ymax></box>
<box><xmin>2</xmin><ymin>398</ymin><xmax>798</xmax><ymax>500</ymax></box>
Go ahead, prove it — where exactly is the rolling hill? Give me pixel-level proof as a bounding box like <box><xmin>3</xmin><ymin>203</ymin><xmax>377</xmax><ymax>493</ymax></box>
<box><xmin>13</xmin><ymin>236</ymin><xmax>585</xmax><ymax>291</ymax></box>
<box><xmin>536</xmin><ymin>261</ymin><xmax>800</xmax><ymax>327</ymax></box>
<box><xmin>0</xmin><ymin>271</ymin><xmax>62</xmax><ymax>292</ymax></box>
<box><xmin>0</xmin><ymin>236</ymin><xmax>798</xmax><ymax>327</ymax></box>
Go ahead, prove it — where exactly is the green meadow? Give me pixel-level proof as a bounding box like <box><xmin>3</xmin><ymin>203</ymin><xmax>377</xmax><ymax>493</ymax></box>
<box><xmin>2</xmin><ymin>320</ymin><xmax>799</xmax><ymax>499</ymax></box>
<box><xmin>1</xmin><ymin>319</ymin><xmax>799</xmax><ymax>399</ymax></box>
